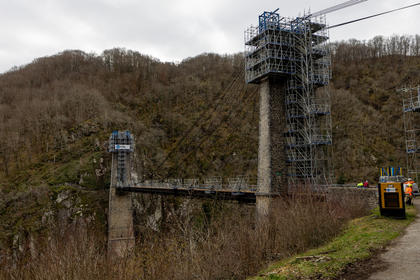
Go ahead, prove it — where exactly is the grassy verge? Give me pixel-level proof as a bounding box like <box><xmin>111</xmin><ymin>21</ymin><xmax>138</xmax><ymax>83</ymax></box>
<box><xmin>253</xmin><ymin>206</ymin><xmax>417</xmax><ymax>280</ymax></box>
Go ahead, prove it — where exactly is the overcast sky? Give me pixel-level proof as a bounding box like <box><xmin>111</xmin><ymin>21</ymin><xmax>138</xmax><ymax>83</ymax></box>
<box><xmin>0</xmin><ymin>0</ymin><xmax>419</xmax><ymax>73</ymax></box>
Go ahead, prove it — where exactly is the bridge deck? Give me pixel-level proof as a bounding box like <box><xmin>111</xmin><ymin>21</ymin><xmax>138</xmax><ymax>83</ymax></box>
<box><xmin>119</xmin><ymin>184</ymin><xmax>380</xmax><ymax>203</ymax></box>
<box><xmin>120</xmin><ymin>185</ymin><xmax>257</xmax><ymax>203</ymax></box>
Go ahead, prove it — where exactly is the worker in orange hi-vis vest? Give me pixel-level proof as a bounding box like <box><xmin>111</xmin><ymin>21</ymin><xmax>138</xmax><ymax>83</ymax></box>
<box><xmin>404</xmin><ymin>178</ymin><xmax>414</xmax><ymax>188</ymax></box>
<box><xmin>405</xmin><ymin>184</ymin><xmax>414</xmax><ymax>206</ymax></box>
<box><xmin>404</xmin><ymin>178</ymin><xmax>416</xmax><ymax>192</ymax></box>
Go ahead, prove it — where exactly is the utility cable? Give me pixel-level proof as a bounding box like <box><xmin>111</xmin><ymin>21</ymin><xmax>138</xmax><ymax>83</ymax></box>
<box><xmin>328</xmin><ymin>2</ymin><xmax>420</xmax><ymax>29</ymax></box>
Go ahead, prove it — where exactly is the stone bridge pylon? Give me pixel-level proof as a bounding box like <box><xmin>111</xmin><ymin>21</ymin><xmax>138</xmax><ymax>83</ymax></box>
<box><xmin>107</xmin><ymin>130</ymin><xmax>135</xmax><ymax>257</ymax></box>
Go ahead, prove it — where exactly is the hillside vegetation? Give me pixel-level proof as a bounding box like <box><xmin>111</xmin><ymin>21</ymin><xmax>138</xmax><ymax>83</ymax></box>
<box><xmin>0</xmin><ymin>50</ymin><xmax>256</xmax><ymax>186</ymax></box>
<box><xmin>331</xmin><ymin>35</ymin><xmax>420</xmax><ymax>181</ymax></box>
<box><xmin>0</xmin><ymin>34</ymin><xmax>419</xmax><ymax>278</ymax></box>
<box><xmin>1</xmin><ymin>35</ymin><xmax>419</xmax><ymax>189</ymax></box>
<box><xmin>255</xmin><ymin>206</ymin><xmax>417</xmax><ymax>280</ymax></box>
<box><xmin>1</xmin><ymin>193</ymin><xmax>370</xmax><ymax>280</ymax></box>
<box><xmin>0</xmin><ymin>35</ymin><xmax>419</xmax><ymax>188</ymax></box>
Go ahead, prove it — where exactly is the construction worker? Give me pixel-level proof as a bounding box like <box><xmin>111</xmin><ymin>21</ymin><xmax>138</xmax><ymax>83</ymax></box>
<box><xmin>363</xmin><ymin>180</ymin><xmax>369</xmax><ymax>188</ymax></box>
<box><xmin>405</xmin><ymin>183</ymin><xmax>414</xmax><ymax>205</ymax></box>
<box><xmin>357</xmin><ymin>182</ymin><xmax>363</xmax><ymax>188</ymax></box>
<box><xmin>404</xmin><ymin>178</ymin><xmax>415</xmax><ymax>192</ymax></box>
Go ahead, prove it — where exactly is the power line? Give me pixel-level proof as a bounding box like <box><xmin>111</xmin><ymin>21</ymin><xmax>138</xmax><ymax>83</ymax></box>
<box><xmin>328</xmin><ymin>2</ymin><xmax>420</xmax><ymax>29</ymax></box>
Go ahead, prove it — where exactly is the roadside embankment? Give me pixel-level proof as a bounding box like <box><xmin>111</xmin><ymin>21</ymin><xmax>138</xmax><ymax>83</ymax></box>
<box><xmin>253</xmin><ymin>206</ymin><xmax>417</xmax><ymax>280</ymax></box>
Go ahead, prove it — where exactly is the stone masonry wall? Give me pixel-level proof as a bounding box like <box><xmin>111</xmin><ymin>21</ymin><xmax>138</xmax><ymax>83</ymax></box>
<box><xmin>328</xmin><ymin>187</ymin><xmax>379</xmax><ymax>209</ymax></box>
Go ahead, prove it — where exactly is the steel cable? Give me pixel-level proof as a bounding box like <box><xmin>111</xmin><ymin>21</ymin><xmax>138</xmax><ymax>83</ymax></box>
<box><xmin>328</xmin><ymin>2</ymin><xmax>420</xmax><ymax>29</ymax></box>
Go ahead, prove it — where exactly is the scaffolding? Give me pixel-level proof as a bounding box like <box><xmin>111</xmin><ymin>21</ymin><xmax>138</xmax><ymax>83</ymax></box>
<box><xmin>245</xmin><ymin>10</ymin><xmax>332</xmax><ymax>187</ymax></box>
<box><xmin>109</xmin><ymin>131</ymin><xmax>134</xmax><ymax>189</ymax></box>
<box><xmin>401</xmin><ymin>86</ymin><xmax>420</xmax><ymax>181</ymax></box>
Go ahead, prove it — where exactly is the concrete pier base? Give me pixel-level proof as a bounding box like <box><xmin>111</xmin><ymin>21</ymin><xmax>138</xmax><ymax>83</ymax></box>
<box><xmin>108</xmin><ymin>151</ymin><xmax>135</xmax><ymax>257</ymax></box>
<box><xmin>256</xmin><ymin>195</ymin><xmax>273</xmax><ymax>218</ymax></box>
<box><xmin>108</xmin><ymin>188</ymin><xmax>135</xmax><ymax>257</ymax></box>
<box><xmin>257</xmin><ymin>77</ymin><xmax>288</xmax><ymax>218</ymax></box>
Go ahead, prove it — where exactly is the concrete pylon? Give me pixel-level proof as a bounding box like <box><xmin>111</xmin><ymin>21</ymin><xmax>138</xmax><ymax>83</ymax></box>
<box><xmin>256</xmin><ymin>78</ymin><xmax>288</xmax><ymax>217</ymax></box>
<box><xmin>108</xmin><ymin>131</ymin><xmax>135</xmax><ymax>257</ymax></box>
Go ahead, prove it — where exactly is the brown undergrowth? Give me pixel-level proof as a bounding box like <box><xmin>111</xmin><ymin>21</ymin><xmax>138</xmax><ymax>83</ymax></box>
<box><xmin>0</xmin><ymin>190</ymin><xmax>370</xmax><ymax>280</ymax></box>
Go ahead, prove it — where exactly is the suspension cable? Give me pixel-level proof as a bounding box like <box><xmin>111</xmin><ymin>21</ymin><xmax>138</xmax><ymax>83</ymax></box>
<box><xmin>167</xmin><ymin>77</ymin><xmax>249</xmax><ymax>175</ymax></box>
<box><xmin>151</xmin><ymin>67</ymin><xmax>245</xmax><ymax>178</ymax></box>
<box><xmin>171</xmin><ymin>87</ymin><xmax>258</xmax><ymax>177</ymax></box>
<box><xmin>328</xmin><ymin>2</ymin><xmax>420</xmax><ymax>29</ymax></box>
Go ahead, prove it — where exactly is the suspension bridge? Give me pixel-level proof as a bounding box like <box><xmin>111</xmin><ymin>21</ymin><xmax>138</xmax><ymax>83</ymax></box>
<box><xmin>106</xmin><ymin>0</ymin><xmax>420</xmax><ymax>257</ymax></box>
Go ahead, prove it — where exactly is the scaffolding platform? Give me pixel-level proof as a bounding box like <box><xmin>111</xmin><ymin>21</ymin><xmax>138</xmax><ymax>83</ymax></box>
<box><xmin>109</xmin><ymin>131</ymin><xmax>134</xmax><ymax>189</ymax></box>
<box><xmin>245</xmin><ymin>9</ymin><xmax>332</xmax><ymax>187</ymax></box>
<box><xmin>401</xmin><ymin>86</ymin><xmax>420</xmax><ymax>182</ymax></box>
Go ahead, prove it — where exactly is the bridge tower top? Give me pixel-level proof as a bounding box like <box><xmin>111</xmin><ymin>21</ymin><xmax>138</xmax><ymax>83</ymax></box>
<box><xmin>108</xmin><ymin>130</ymin><xmax>134</xmax><ymax>189</ymax></box>
<box><xmin>109</xmin><ymin>130</ymin><xmax>134</xmax><ymax>153</ymax></box>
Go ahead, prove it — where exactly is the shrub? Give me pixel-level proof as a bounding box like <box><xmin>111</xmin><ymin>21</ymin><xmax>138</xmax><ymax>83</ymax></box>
<box><xmin>0</xmin><ymin>190</ymin><xmax>370</xmax><ymax>280</ymax></box>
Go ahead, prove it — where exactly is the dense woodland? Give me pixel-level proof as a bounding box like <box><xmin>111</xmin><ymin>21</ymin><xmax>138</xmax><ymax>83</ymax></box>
<box><xmin>0</xmin><ymin>34</ymin><xmax>420</xmax><ymax>188</ymax></box>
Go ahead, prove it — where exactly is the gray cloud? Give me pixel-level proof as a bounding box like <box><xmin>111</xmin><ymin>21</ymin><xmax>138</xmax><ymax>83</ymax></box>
<box><xmin>1</xmin><ymin>0</ymin><xmax>419</xmax><ymax>73</ymax></box>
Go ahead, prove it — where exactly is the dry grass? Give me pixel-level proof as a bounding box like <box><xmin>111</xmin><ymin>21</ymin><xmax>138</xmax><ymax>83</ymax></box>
<box><xmin>0</xmin><ymin>191</ymin><xmax>370</xmax><ymax>280</ymax></box>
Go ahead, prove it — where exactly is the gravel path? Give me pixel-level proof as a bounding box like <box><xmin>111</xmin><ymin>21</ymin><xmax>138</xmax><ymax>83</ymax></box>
<box><xmin>368</xmin><ymin>199</ymin><xmax>420</xmax><ymax>280</ymax></box>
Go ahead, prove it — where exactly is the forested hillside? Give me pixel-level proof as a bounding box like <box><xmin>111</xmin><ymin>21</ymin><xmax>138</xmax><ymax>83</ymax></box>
<box><xmin>0</xmin><ymin>34</ymin><xmax>420</xmax><ymax>190</ymax></box>
<box><xmin>331</xmin><ymin>35</ymin><xmax>420</xmax><ymax>182</ymax></box>
<box><xmin>0</xmin><ymin>50</ymin><xmax>257</xmax><ymax>189</ymax></box>
<box><xmin>0</xmin><ymin>35</ymin><xmax>419</xmax><ymax>277</ymax></box>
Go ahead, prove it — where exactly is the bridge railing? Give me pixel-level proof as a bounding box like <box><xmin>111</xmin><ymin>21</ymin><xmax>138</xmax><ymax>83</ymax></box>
<box><xmin>133</xmin><ymin>176</ymin><xmax>258</xmax><ymax>192</ymax></box>
<box><xmin>131</xmin><ymin>178</ymin><xmax>377</xmax><ymax>194</ymax></box>
<box><xmin>203</xmin><ymin>177</ymin><xmax>223</xmax><ymax>190</ymax></box>
<box><xmin>183</xmin><ymin>178</ymin><xmax>200</xmax><ymax>189</ymax></box>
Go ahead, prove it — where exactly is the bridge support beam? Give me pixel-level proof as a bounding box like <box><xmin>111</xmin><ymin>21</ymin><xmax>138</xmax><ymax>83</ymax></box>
<box><xmin>108</xmin><ymin>131</ymin><xmax>135</xmax><ymax>257</ymax></box>
<box><xmin>257</xmin><ymin>78</ymin><xmax>287</xmax><ymax>217</ymax></box>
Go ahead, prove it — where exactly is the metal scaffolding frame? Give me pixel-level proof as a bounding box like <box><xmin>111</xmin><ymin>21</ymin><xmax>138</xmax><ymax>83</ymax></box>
<box><xmin>401</xmin><ymin>86</ymin><xmax>420</xmax><ymax>181</ymax></box>
<box><xmin>245</xmin><ymin>10</ymin><xmax>332</xmax><ymax>187</ymax></box>
<box><xmin>109</xmin><ymin>131</ymin><xmax>134</xmax><ymax>189</ymax></box>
